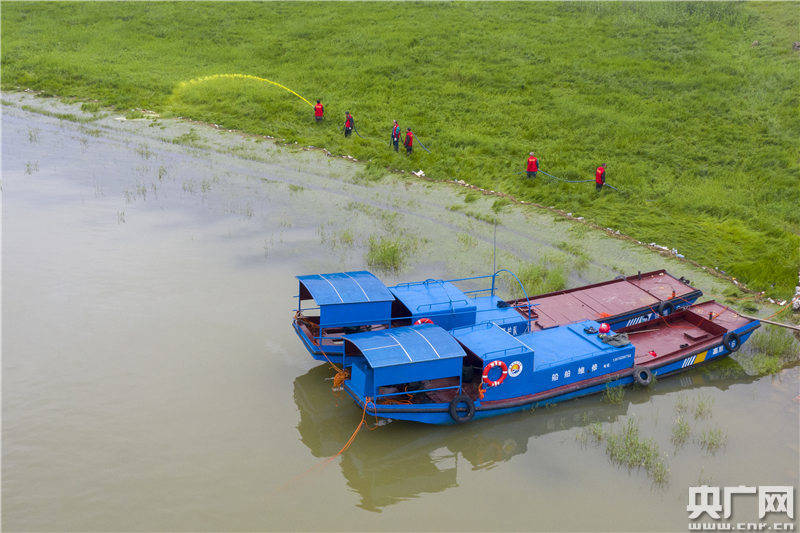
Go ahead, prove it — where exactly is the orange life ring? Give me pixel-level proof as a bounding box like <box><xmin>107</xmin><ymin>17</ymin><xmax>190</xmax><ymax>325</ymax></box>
<box><xmin>482</xmin><ymin>360</ymin><xmax>508</xmax><ymax>387</ymax></box>
<box><xmin>414</xmin><ymin>318</ymin><xmax>434</xmax><ymax>325</ymax></box>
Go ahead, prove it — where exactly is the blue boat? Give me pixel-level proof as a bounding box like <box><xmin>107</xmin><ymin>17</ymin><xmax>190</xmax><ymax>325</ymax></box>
<box><xmin>291</xmin><ymin>270</ymin><xmax>757</xmax><ymax>424</ymax></box>
<box><xmin>293</xmin><ymin>269</ymin><xmax>701</xmax><ymax>363</ymax></box>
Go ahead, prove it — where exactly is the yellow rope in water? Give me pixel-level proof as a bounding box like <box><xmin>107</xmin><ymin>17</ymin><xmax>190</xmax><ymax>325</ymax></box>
<box><xmin>178</xmin><ymin>73</ymin><xmax>314</xmax><ymax>107</ymax></box>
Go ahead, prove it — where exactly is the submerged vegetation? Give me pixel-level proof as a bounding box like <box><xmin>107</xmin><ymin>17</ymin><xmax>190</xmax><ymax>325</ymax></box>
<box><xmin>671</xmin><ymin>417</ymin><xmax>691</xmax><ymax>448</ymax></box>
<box><xmin>3</xmin><ymin>2</ymin><xmax>798</xmax><ymax>296</ymax></box>
<box><xmin>606</xmin><ymin>419</ymin><xmax>669</xmax><ymax>485</ymax></box>
<box><xmin>739</xmin><ymin>326</ymin><xmax>800</xmax><ymax>376</ymax></box>
<box><xmin>581</xmin><ymin>417</ymin><xmax>669</xmax><ymax>485</ymax></box>
<box><xmin>698</xmin><ymin>428</ymin><xmax>728</xmax><ymax>454</ymax></box>
<box><xmin>693</xmin><ymin>394</ymin><xmax>714</xmax><ymax>420</ymax></box>
<box><xmin>602</xmin><ymin>384</ymin><xmax>625</xmax><ymax>405</ymax></box>
<box><xmin>366</xmin><ymin>235</ymin><xmax>409</xmax><ymax>273</ymax></box>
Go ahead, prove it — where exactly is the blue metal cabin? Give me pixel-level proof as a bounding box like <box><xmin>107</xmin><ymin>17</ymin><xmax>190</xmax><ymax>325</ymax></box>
<box><xmin>294</xmin><ymin>270</ymin><xmax>531</xmax><ymax>361</ymax></box>
<box><xmin>344</xmin><ymin>324</ymin><xmax>466</xmax><ymax>406</ymax></box>
<box><xmin>453</xmin><ymin>321</ymin><xmax>634</xmax><ymax>402</ymax></box>
<box><xmin>294</xmin><ymin>271</ymin><xmax>395</xmax><ymax>359</ymax></box>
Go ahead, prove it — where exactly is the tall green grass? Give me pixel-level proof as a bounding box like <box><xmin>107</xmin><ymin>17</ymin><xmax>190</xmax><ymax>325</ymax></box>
<box><xmin>3</xmin><ymin>2</ymin><xmax>798</xmax><ymax>294</ymax></box>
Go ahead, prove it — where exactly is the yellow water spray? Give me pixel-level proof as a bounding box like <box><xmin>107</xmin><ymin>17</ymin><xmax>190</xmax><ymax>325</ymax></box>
<box><xmin>178</xmin><ymin>73</ymin><xmax>314</xmax><ymax>107</ymax></box>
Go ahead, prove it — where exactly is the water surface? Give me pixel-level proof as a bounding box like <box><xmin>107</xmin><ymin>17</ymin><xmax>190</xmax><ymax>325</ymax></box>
<box><xmin>3</xmin><ymin>96</ymin><xmax>797</xmax><ymax>531</ymax></box>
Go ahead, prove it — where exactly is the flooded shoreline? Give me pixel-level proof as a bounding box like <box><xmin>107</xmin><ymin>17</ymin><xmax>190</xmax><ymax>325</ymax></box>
<box><xmin>2</xmin><ymin>92</ymin><xmax>798</xmax><ymax>531</ymax></box>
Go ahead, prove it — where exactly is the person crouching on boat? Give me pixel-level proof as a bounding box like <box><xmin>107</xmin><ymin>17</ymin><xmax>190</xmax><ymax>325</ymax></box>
<box><xmin>595</xmin><ymin>163</ymin><xmax>606</xmax><ymax>191</ymax></box>
<box><xmin>526</xmin><ymin>152</ymin><xmax>538</xmax><ymax>179</ymax></box>
<box><xmin>344</xmin><ymin>111</ymin><xmax>354</xmax><ymax>137</ymax></box>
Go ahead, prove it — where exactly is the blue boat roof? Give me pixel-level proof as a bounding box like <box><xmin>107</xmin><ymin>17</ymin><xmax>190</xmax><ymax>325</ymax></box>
<box><xmin>452</xmin><ymin>322</ymin><xmax>534</xmax><ymax>361</ymax></box>
<box><xmin>344</xmin><ymin>324</ymin><xmax>466</xmax><ymax>368</ymax></box>
<box><xmin>297</xmin><ymin>271</ymin><xmax>394</xmax><ymax>306</ymax></box>
<box><xmin>516</xmin><ymin>320</ymin><xmax>623</xmax><ymax>370</ymax></box>
<box><xmin>389</xmin><ymin>280</ymin><xmax>474</xmax><ymax>314</ymax></box>
<box><xmin>472</xmin><ymin>294</ymin><xmax>530</xmax><ymax>328</ymax></box>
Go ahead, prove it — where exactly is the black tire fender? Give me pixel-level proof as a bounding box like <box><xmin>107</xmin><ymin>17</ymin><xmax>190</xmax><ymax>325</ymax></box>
<box><xmin>632</xmin><ymin>366</ymin><xmax>654</xmax><ymax>386</ymax></box>
<box><xmin>722</xmin><ymin>332</ymin><xmax>741</xmax><ymax>352</ymax></box>
<box><xmin>657</xmin><ymin>301</ymin><xmax>675</xmax><ymax>317</ymax></box>
<box><xmin>449</xmin><ymin>394</ymin><xmax>476</xmax><ymax>424</ymax></box>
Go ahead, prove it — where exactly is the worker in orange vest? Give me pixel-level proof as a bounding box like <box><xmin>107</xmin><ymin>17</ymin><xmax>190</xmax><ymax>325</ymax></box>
<box><xmin>526</xmin><ymin>152</ymin><xmax>538</xmax><ymax>180</ymax></box>
<box><xmin>314</xmin><ymin>100</ymin><xmax>324</xmax><ymax>122</ymax></box>
<box><xmin>404</xmin><ymin>128</ymin><xmax>413</xmax><ymax>154</ymax></box>
<box><xmin>595</xmin><ymin>163</ymin><xmax>606</xmax><ymax>191</ymax></box>
<box><xmin>344</xmin><ymin>112</ymin><xmax>354</xmax><ymax>137</ymax></box>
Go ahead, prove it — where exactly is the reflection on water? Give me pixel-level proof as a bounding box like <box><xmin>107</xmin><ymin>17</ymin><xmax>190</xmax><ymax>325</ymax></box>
<box><xmin>293</xmin><ymin>358</ymin><xmax>761</xmax><ymax>512</ymax></box>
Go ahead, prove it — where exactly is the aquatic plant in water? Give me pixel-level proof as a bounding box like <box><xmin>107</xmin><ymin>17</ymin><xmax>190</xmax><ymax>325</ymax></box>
<box><xmin>605</xmin><ymin>418</ymin><xmax>669</xmax><ymax>485</ymax></box>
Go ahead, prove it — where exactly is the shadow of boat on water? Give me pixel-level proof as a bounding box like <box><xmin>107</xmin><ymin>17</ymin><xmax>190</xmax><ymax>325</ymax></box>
<box><xmin>292</xmin><ymin>359</ymin><xmax>761</xmax><ymax>512</ymax></box>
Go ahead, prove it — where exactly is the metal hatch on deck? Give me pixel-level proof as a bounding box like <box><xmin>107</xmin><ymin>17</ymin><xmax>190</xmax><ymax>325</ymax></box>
<box><xmin>389</xmin><ymin>280</ymin><xmax>477</xmax><ymax>330</ymax></box>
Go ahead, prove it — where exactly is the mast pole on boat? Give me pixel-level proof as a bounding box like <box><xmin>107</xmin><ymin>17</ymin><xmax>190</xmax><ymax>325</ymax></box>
<box><xmin>492</xmin><ymin>222</ymin><xmax>497</xmax><ymax>290</ymax></box>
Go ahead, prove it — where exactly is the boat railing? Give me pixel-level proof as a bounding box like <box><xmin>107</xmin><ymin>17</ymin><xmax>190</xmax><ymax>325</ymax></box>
<box><xmin>481</xmin><ymin>344</ymin><xmax>530</xmax><ymax>359</ymax></box>
<box><xmin>489</xmin><ymin>315</ymin><xmax>533</xmax><ymax>328</ymax></box>
<box><xmin>392</xmin><ymin>278</ymin><xmax>448</xmax><ymax>289</ymax></box>
<box><xmin>415</xmin><ymin>298</ymin><xmax>470</xmax><ymax>312</ymax></box>
<box><xmin>490</xmin><ymin>269</ymin><xmax>532</xmax><ymax>316</ymax></box>
<box><xmin>450</xmin><ymin>321</ymin><xmax>498</xmax><ymax>335</ymax></box>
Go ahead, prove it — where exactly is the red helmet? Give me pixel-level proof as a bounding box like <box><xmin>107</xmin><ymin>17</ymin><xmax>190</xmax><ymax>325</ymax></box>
<box><xmin>598</xmin><ymin>323</ymin><xmax>611</xmax><ymax>334</ymax></box>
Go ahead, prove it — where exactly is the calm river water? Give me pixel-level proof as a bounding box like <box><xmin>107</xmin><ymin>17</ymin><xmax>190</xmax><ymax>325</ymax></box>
<box><xmin>3</xmin><ymin>96</ymin><xmax>798</xmax><ymax>531</ymax></box>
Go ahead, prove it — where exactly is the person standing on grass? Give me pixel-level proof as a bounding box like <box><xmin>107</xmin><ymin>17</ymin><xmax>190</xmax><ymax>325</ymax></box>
<box><xmin>526</xmin><ymin>152</ymin><xmax>538</xmax><ymax>180</ymax></box>
<box><xmin>314</xmin><ymin>99</ymin><xmax>324</xmax><ymax>122</ymax></box>
<box><xmin>595</xmin><ymin>163</ymin><xmax>606</xmax><ymax>191</ymax></box>
<box><xmin>404</xmin><ymin>128</ymin><xmax>413</xmax><ymax>154</ymax></box>
<box><xmin>344</xmin><ymin>111</ymin><xmax>354</xmax><ymax>137</ymax></box>
<box><xmin>391</xmin><ymin>120</ymin><xmax>401</xmax><ymax>152</ymax></box>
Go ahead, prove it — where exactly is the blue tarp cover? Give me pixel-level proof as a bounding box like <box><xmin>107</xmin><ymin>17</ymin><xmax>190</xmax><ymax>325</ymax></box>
<box><xmin>344</xmin><ymin>324</ymin><xmax>466</xmax><ymax>368</ymax></box>
<box><xmin>389</xmin><ymin>280</ymin><xmax>473</xmax><ymax>314</ymax></box>
<box><xmin>452</xmin><ymin>322</ymin><xmax>534</xmax><ymax>361</ymax></box>
<box><xmin>297</xmin><ymin>271</ymin><xmax>394</xmax><ymax>305</ymax></box>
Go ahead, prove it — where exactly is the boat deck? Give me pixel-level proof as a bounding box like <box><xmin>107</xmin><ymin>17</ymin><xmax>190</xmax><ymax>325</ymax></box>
<box><xmin>689</xmin><ymin>300</ymin><xmax>752</xmax><ymax>331</ymax></box>
<box><xmin>510</xmin><ymin>270</ymin><xmax>698</xmax><ymax>330</ymax></box>
<box><xmin>403</xmin><ymin>302</ymin><xmax>754</xmax><ymax>406</ymax></box>
<box><xmin>625</xmin><ymin>316</ymin><xmax>724</xmax><ymax>364</ymax></box>
<box><xmin>621</xmin><ymin>301</ymin><xmax>752</xmax><ymax>364</ymax></box>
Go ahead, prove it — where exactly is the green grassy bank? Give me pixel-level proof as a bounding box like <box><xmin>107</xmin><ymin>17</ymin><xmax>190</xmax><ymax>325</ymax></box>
<box><xmin>3</xmin><ymin>2</ymin><xmax>798</xmax><ymax>295</ymax></box>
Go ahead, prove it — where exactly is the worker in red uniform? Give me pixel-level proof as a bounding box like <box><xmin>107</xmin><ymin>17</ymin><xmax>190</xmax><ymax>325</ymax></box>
<box><xmin>595</xmin><ymin>163</ymin><xmax>606</xmax><ymax>191</ymax></box>
<box><xmin>343</xmin><ymin>111</ymin><xmax>354</xmax><ymax>137</ymax></box>
<box><xmin>391</xmin><ymin>120</ymin><xmax>401</xmax><ymax>151</ymax></box>
<box><xmin>526</xmin><ymin>152</ymin><xmax>538</xmax><ymax>180</ymax></box>
<box><xmin>404</xmin><ymin>128</ymin><xmax>413</xmax><ymax>154</ymax></box>
<box><xmin>314</xmin><ymin>99</ymin><xmax>324</xmax><ymax>122</ymax></box>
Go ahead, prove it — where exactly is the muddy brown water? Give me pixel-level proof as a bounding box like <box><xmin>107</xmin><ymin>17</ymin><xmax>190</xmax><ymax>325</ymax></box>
<box><xmin>2</xmin><ymin>94</ymin><xmax>798</xmax><ymax>531</ymax></box>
